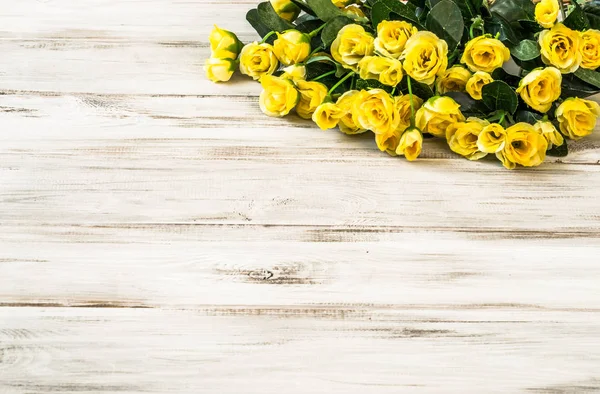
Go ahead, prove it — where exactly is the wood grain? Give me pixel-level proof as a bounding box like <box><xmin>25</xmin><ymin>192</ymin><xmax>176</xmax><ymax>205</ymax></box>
<box><xmin>2</xmin><ymin>0</ymin><xmax>600</xmax><ymax>393</ymax></box>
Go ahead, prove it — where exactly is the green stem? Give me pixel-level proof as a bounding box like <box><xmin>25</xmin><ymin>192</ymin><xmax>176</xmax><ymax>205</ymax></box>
<box><xmin>328</xmin><ymin>71</ymin><xmax>354</xmax><ymax>95</ymax></box>
<box><xmin>391</xmin><ymin>86</ymin><xmax>396</xmax><ymax>96</ymax></box>
<box><xmin>407</xmin><ymin>76</ymin><xmax>416</xmax><ymax>128</ymax></box>
<box><xmin>309</xmin><ymin>46</ymin><xmax>323</xmax><ymax>57</ymax></box>
<box><xmin>308</xmin><ymin>24</ymin><xmax>326</xmax><ymax>38</ymax></box>
<box><xmin>260</xmin><ymin>31</ymin><xmax>277</xmax><ymax>44</ymax></box>
<box><xmin>469</xmin><ymin>16</ymin><xmax>485</xmax><ymax>39</ymax></box>
<box><xmin>312</xmin><ymin>70</ymin><xmax>336</xmax><ymax>82</ymax></box>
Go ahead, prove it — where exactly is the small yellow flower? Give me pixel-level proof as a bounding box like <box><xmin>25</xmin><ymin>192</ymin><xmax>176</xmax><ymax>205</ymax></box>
<box><xmin>395</xmin><ymin>127</ymin><xmax>423</xmax><ymax>161</ymax></box>
<box><xmin>556</xmin><ymin>97</ymin><xmax>600</xmax><ymax>140</ymax></box>
<box><xmin>270</xmin><ymin>0</ymin><xmax>301</xmax><ymax>22</ymax></box>
<box><xmin>357</xmin><ymin>56</ymin><xmax>403</xmax><ymax>87</ymax></box>
<box><xmin>401</xmin><ymin>31</ymin><xmax>448</xmax><ymax>85</ymax></box>
<box><xmin>515</xmin><ymin>67</ymin><xmax>562</xmax><ymax>113</ymax></box>
<box><xmin>209</xmin><ymin>25</ymin><xmax>243</xmax><ymax>60</ymax></box>
<box><xmin>415</xmin><ymin>96</ymin><xmax>465</xmax><ymax>138</ymax></box>
<box><xmin>461</xmin><ymin>35</ymin><xmax>510</xmax><ymax>73</ymax></box>
<box><xmin>343</xmin><ymin>4</ymin><xmax>366</xmax><ymax>18</ymax></box>
<box><xmin>496</xmin><ymin>123</ymin><xmax>548</xmax><ymax>169</ymax></box>
<box><xmin>374</xmin><ymin>20</ymin><xmax>418</xmax><ymax>59</ymax></box>
<box><xmin>259</xmin><ymin>75</ymin><xmax>300</xmax><ymax>117</ymax></box>
<box><xmin>375</xmin><ymin>129</ymin><xmax>402</xmax><ymax>156</ymax></box>
<box><xmin>477</xmin><ymin>123</ymin><xmax>506</xmax><ymax>153</ymax></box>
<box><xmin>296</xmin><ymin>80</ymin><xmax>328</xmax><ymax>120</ymax></box>
<box><xmin>312</xmin><ymin>102</ymin><xmax>345</xmax><ymax>130</ymax></box>
<box><xmin>353</xmin><ymin>89</ymin><xmax>399</xmax><ymax>135</ymax></box>
<box><xmin>273</xmin><ymin>30</ymin><xmax>311</xmax><ymax>66</ymax></box>
<box><xmin>393</xmin><ymin>94</ymin><xmax>423</xmax><ymax>133</ymax></box>
<box><xmin>204</xmin><ymin>57</ymin><xmax>237</xmax><ymax>82</ymax></box>
<box><xmin>580</xmin><ymin>29</ymin><xmax>600</xmax><ymax>70</ymax></box>
<box><xmin>446</xmin><ymin>118</ymin><xmax>489</xmax><ymax>160</ymax></box>
<box><xmin>534</xmin><ymin>119</ymin><xmax>564</xmax><ymax>148</ymax></box>
<box><xmin>535</xmin><ymin>0</ymin><xmax>560</xmax><ymax>29</ymax></box>
<box><xmin>539</xmin><ymin>23</ymin><xmax>581</xmax><ymax>74</ymax></box>
<box><xmin>336</xmin><ymin>90</ymin><xmax>368</xmax><ymax>134</ymax></box>
<box><xmin>239</xmin><ymin>42</ymin><xmax>279</xmax><ymax>80</ymax></box>
<box><xmin>466</xmin><ymin>71</ymin><xmax>493</xmax><ymax>100</ymax></box>
<box><xmin>331</xmin><ymin>24</ymin><xmax>375</xmax><ymax>71</ymax></box>
<box><xmin>281</xmin><ymin>64</ymin><xmax>306</xmax><ymax>82</ymax></box>
<box><xmin>436</xmin><ymin>66</ymin><xmax>472</xmax><ymax>95</ymax></box>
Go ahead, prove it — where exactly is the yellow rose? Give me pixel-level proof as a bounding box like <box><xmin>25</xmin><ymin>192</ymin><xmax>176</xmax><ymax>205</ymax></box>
<box><xmin>332</xmin><ymin>0</ymin><xmax>354</xmax><ymax>7</ymax></box>
<box><xmin>336</xmin><ymin>90</ymin><xmax>368</xmax><ymax>134</ymax></box>
<box><xmin>401</xmin><ymin>31</ymin><xmax>448</xmax><ymax>85</ymax></box>
<box><xmin>281</xmin><ymin>64</ymin><xmax>306</xmax><ymax>82</ymax></box>
<box><xmin>374</xmin><ymin>20</ymin><xmax>418</xmax><ymax>59</ymax></box>
<box><xmin>446</xmin><ymin>118</ymin><xmax>488</xmax><ymax>160</ymax></box>
<box><xmin>466</xmin><ymin>71</ymin><xmax>493</xmax><ymax>100</ymax></box>
<box><xmin>312</xmin><ymin>102</ymin><xmax>345</xmax><ymax>130</ymax></box>
<box><xmin>395</xmin><ymin>127</ymin><xmax>423</xmax><ymax>161</ymax></box>
<box><xmin>270</xmin><ymin>0</ymin><xmax>301</xmax><ymax>22</ymax></box>
<box><xmin>415</xmin><ymin>96</ymin><xmax>465</xmax><ymax>138</ymax></box>
<box><xmin>477</xmin><ymin>123</ymin><xmax>506</xmax><ymax>153</ymax></box>
<box><xmin>461</xmin><ymin>35</ymin><xmax>510</xmax><ymax>73</ymax></box>
<box><xmin>239</xmin><ymin>42</ymin><xmax>279</xmax><ymax>80</ymax></box>
<box><xmin>331</xmin><ymin>24</ymin><xmax>375</xmax><ymax>71</ymax></box>
<box><xmin>515</xmin><ymin>67</ymin><xmax>562</xmax><ymax>113</ymax></box>
<box><xmin>204</xmin><ymin>57</ymin><xmax>237</xmax><ymax>82</ymax></box>
<box><xmin>343</xmin><ymin>4</ymin><xmax>366</xmax><ymax>18</ymax></box>
<box><xmin>436</xmin><ymin>65</ymin><xmax>472</xmax><ymax>95</ymax></box>
<box><xmin>580</xmin><ymin>29</ymin><xmax>600</xmax><ymax>70</ymax></box>
<box><xmin>209</xmin><ymin>25</ymin><xmax>243</xmax><ymax>60</ymax></box>
<box><xmin>556</xmin><ymin>97</ymin><xmax>600</xmax><ymax>140</ymax></box>
<box><xmin>539</xmin><ymin>23</ymin><xmax>581</xmax><ymax>73</ymax></box>
<box><xmin>357</xmin><ymin>56</ymin><xmax>403</xmax><ymax>87</ymax></box>
<box><xmin>273</xmin><ymin>30</ymin><xmax>311</xmax><ymax>66</ymax></box>
<box><xmin>259</xmin><ymin>75</ymin><xmax>300</xmax><ymax>117</ymax></box>
<box><xmin>534</xmin><ymin>120</ymin><xmax>564</xmax><ymax>148</ymax></box>
<box><xmin>496</xmin><ymin>123</ymin><xmax>548</xmax><ymax>169</ymax></box>
<box><xmin>535</xmin><ymin>0</ymin><xmax>560</xmax><ymax>29</ymax></box>
<box><xmin>393</xmin><ymin>94</ymin><xmax>423</xmax><ymax>133</ymax></box>
<box><xmin>296</xmin><ymin>80</ymin><xmax>329</xmax><ymax>120</ymax></box>
<box><xmin>375</xmin><ymin>129</ymin><xmax>402</xmax><ymax>156</ymax></box>
<box><xmin>353</xmin><ymin>89</ymin><xmax>399</xmax><ymax>135</ymax></box>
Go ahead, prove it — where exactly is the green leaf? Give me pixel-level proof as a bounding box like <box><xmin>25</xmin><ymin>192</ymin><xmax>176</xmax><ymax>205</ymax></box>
<box><xmin>574</xmin><ymin>68</ymin><xmax>600</xmax><ymax>89</ymax></box>
<box><xmin>371</xmin><ymin>0</ymin><xmax>422</xmax><ymax>30</ymax></box>
<box><xmin>452</xmin><ymin>0</ymin><xmax>483</xmax><ymax>21</ymax></box>
<box><xmin>510</xmin><ymin>39</ymin><xmax>540</xmax><ymax>61</ymax></box>
<box><xmin>291</xmin><ymin>0</ymin><xmax>317</xmax><ymax>16</ymax></box>
<box><xmin>562</xmin><ymin>74</ymin><xmax>600</xmax><ymax>98</ymax></box>
<box><xmin>444</xmin><ymin>92</ymin><xmax>489</xmax><ymax>117</ymax></box>
<box><xmin>246</xmin><ymin>9</ymin><xmax>275</xmax><ymax>40</ymax></box>
<box><xmin>583</xmin><ymin>3</ymin><xmax>600</xmax><ymax>30</ymax></box>
<box><xmin>295</xmin><ymin>18</ymin><xmax>324</xmax><ymax>34</ymax></box>
<box><xmin>517</xmin><ymin>19</ymin><xmax>543</xmax><ymax>34</ymax></box>
<box><xmin>321</xmin><ymin>16</ymin><xmax>355</xmax><ymax>48</ymax></box>
<box><xmin>486</xmin><ymin>13</ymin><xmax>520</xmax><ymax>45</ymax></box>
<box><xmin>514</xmin><ymin>110</ymin><xmax>542</xmax><ymax>124</ymax></box>
<box><xmin>305</xmin><ymin>0</ymin><xmax>345</xmax><ymax>22</ymax></box>
<box><xmin>489</xmin><ymin>0</ymin><xmax>535</xmax><ymax>25</ymax></box>
<box><xmin>355</xmin><ymin>78</ymin><xmax>393</xmax><ymax>93</ymax></box>
<box><xmin>306</xmin><ymin>55</ymin><xmax>346</xmax><ymax>76</ymax></box>
<box><xmin>425</xmin><ymin>0</ymin><xmax>464</xmax><ymax>51</ymax></box>
<box><xmin>257</xmin><ymin>2</ymin><xmax>295</xmax><ymax>32</ymax></box>
<box><xmin>482</xmin><ymin>81</ymin><xmax>519</xmax><ymax>114</ymax></box>
<box><xmin>547</xmin><ymin>141</ymin><xmax>569</xmax><ymax>157</ymax></box>
<box><xmin>398</xmin><ymin>76</ymin><xmax>434</xmax><ymax>100</ymax></box>
<box><xmin>564</xmin><ymin>1</ymin><xmax>590</xmax><ymax>31</ymax></box>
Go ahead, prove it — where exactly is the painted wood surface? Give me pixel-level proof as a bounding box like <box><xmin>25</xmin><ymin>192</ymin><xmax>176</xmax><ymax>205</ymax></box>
<box><xmin>1</xmin><ymin>0</ymin><xmax>600</xmax><ymax>393</ymax></box>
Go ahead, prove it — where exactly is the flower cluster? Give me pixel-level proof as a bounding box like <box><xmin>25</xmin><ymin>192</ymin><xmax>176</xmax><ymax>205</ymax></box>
<box><xmin>205</xmin><ymin>0</ymin><xmax>600</xmax><ymax>169</ymax></box>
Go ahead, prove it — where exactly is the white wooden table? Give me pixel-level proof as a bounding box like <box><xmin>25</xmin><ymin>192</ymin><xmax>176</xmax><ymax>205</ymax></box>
<box><xmin>2</xmin><ymin>1</ymin><xmax>600</xmax><ymax>393</ymax></box>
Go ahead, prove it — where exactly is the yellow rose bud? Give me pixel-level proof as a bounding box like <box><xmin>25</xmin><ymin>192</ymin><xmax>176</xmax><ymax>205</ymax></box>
<box><xmin>204</xmin><ymin>57</ymin><xmax>237</xmax><ymax>82</ymax></box>
<box><xmin>539</xmin><ymin>23</ymin><xmax>581</xmax><ymax>73</ymax></box>
<box><xmin>375</xmin><ymin>129</ymin><xmax>402</xmax><ymax>156</ymax></box>
<box><xmin>393</xmin><ymin>94</ymin><xmax>423</xmax><ymax>133</ymax></box>
<box><xmin>270</xmin><ymin>0</ymin><xmax>301</xmax><ymax>22</ymax></box>
<box><xmin>477</xmin><ymin>123</ymin><xmax>506</xmax><ymax>153</ymax></box>
<box><xmin>580</xmin><ymin>29</ymin><xmax>600</xmax><ymax>70</ymax></box>
<box><xmin>436</xmin><ymin>65</ymin><xmax>472</xmax><ymax>95</ymax></box>
<box><xmin>312</xmin><ymin>102</ymin><xmax>345</xmax><ymax>130</ymax></box>
<box><xmin>535</xmin><ymin>0</ymin><xmax>560</xmax><ymax>29</ymax></box>
<box><xmin>281</xmin><ymin>64</ymin><xmax>307</xmax><ymax>82</ymax></box>
<box><xmin>296</xmin><ymin>80</ymin><xmax>329</xmax><ymax>119</ymax></box>
<box><xmin>259</xmin><ymin>75</ymin><xmax>300</xmax><ymax>117</ymax></box>
<box><xmin>357</xmin><ymin>56</ymin><xmax>404</xmax><ymax>87</ymax></box>
<box><xmin>209</xmin><ymin>25</ymin><xmax>243</xmax><ymax>60</ymax></box>
<box><xmin>401</xmin><ymin>31</ymin><xmax>448</xmax><ymax>85</ymax></box>
<box><xmin>354</xmin><ymin>89</ymin><xmax>400</xmax><ymax>135</ymax></box>
<box><xmin>374</xmin><ymin>20</ymin><xmax>418</xmax><ymax>59</ymax></box>
<box><xmin>496</xmin><ymin>123</ymin><xmax>548</xmax><ymax>169</ymax></box>
<box><xmin>331</xmin><ymin>24</ymin><xmax>375</xmax><ymax>71</ymax></box>
<box><xmin>556</xmin><ymin>97</ymin><xmax>600</xmax><ymax>140</ymax></box>
<box><xmin>273</xmin><ymin>30</ymin><xmax>311</xmax><ymax>66</ymax></box>
<box><xmin>515</xmin><ymin>67</ymin><xmax>562</xmax><ymax>113</ymax></box>
<box><xmin>336</xmin><ymin>90</ymin><xmax>368</xmax><ymax>134</ymax></box>
<box><xmin>395</xmin><ymin>127</ymin><xmax>423</xmax><ymax>161</ymax></box>
<box><xmin>239</xmin><ymin>42</ymin><xmax>279</xmax><ymax>80</ymax></box>
<box><xmin>415</xmin><ymin>96</ymin><xmax>465</xmax><ymax>138</ymax></box>
<box><xmin>534</xmin><ymin>119</ymin><xmax>564</xmax><ymax>148</ymax></box>
<box><xmin>343</xmin><ymin>4</ymin><xmax>366</xmax><ymax>18</ymax></box>
<box><xmin>466</xmin><ymin>71</ymin><xmax>493</xmax><ymax>100</ymax></box>
<box><xmin>460</xmin><ymin>35</ymin><xmax>510</xmax><ymax>73</ymax></box>
<box><xmin>446</xmin><ymin>118</ymin><xmax>489</xmax><ymax>160</ymax></box>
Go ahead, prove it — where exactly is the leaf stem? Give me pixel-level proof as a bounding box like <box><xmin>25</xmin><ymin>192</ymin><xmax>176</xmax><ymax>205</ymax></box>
<box><xmin>308</xmin><ymin>23</ymin><xmax>326</xmax><ymax>38</ymax></box>
<box><xmin>260</xmin><ymin>31</ymin><xmax>277</xmax><ymax>44</ymax></box>
<box><xmin>328</xmin><ymin>71</ymin><xmax>354</xmax><ymax>95</ymax></box>
<box><xmin>312</xmin><ymin>70</ymin><xmax>336</xmax><ymax>81</ymax></box>
<box><xmin>407</xmin><ymin>76</ymin><xmax>416</xmax><ymax>128</ymax></box>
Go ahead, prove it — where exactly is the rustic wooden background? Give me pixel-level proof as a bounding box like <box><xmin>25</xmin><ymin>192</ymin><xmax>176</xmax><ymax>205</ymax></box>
<box><xmin>2</xmin><ymin>0</ymin><xmax>600</xmax><ymax>393</ymax></box>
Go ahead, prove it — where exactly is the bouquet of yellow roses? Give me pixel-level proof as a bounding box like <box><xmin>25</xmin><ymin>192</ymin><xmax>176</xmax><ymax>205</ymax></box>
<box><xmin>205</xmin><ymin>0</ymin><xmax>600</xmax><ymax>169</ymax></box>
